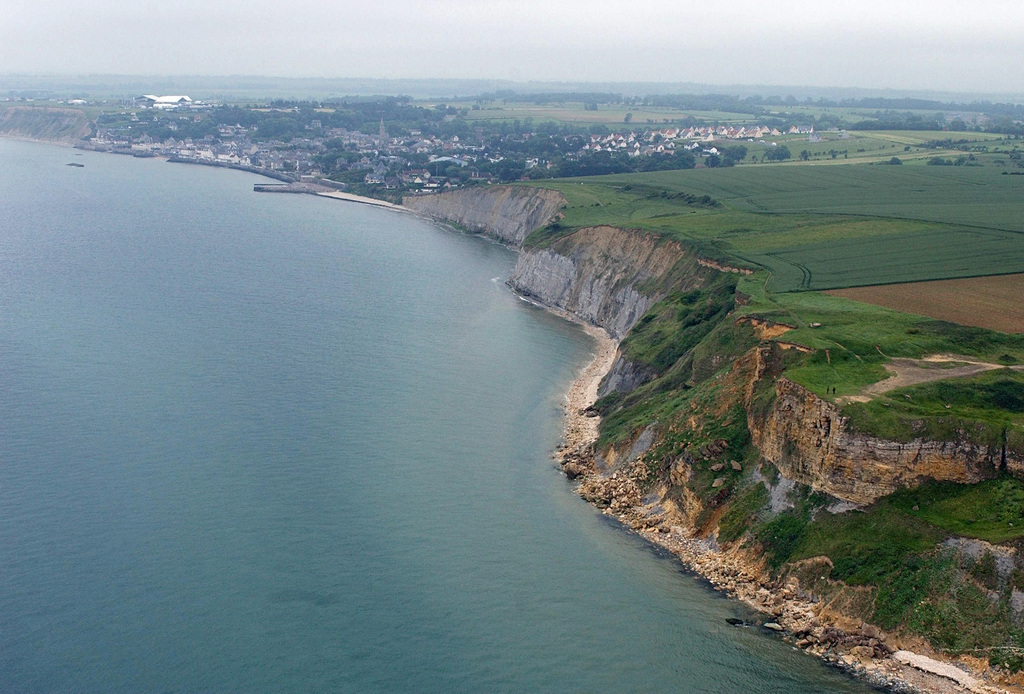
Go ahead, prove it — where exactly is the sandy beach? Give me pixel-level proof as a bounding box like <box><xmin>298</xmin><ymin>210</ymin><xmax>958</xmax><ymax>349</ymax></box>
<box><xmin>316</xmin><ymin>190</ymin><xmax>404</xmax><ymax>209</ymax></box>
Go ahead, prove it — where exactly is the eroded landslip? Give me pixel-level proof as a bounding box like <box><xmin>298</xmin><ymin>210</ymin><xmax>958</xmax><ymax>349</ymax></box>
<box><xmin>407</xmin><ymin>183</ymin><xmax>1024</xmax><ymax>693</ymax></box>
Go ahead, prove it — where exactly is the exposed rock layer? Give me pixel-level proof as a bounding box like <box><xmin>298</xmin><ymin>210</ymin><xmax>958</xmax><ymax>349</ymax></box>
<box><xmin>750</xmin><ymin>375</ymin><xmax>1019</xmax><ymax>505</ymax></box>
<box><xmin>598</xmin><ymin>352</ymin><xmax>659</xmax><ymax>397</ymax></box>
<box><xmin>402</xmin><ymin>185</ymin><xmax>565</xmax><ymax>246</ymax></box>
<box><xmin>0</xmin><ymin>107</ymin><xmax>90</xmax><ymax>144</ymax></box>
<box><xmin>508</xmin><ymin>225</ymin><xmax>714</xmax><ymax>340</ymax></box>
<box><xmin>407</xmin><ymin>183</ymin><xmax>1019</xmax><ymax>690</ymax></box>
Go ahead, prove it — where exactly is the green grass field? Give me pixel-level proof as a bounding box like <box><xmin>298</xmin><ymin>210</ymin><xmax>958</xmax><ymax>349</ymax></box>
<box><xmin>442</xmin><ymin>100</ymin><xmax>766</xmax><ymax>126</ymax></box>
<box><xmin>555</xmin><ymin>129</ymin><xmax>1024</xmax><ymax>663</ymax></box>
<box><xmin>525</xmin><ymin>163</ymin><xmax>1024</xmax><ymax>292</ymax></box>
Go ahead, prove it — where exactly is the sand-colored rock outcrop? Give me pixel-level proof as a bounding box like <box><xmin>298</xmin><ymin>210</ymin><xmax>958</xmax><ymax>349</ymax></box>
<box><xmin>750</xmin><ymin>376</ymin><xmax>1015</xmax><ymax>504</ymax></box>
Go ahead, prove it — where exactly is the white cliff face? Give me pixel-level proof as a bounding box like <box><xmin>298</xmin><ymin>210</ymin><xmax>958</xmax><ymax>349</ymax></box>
<box><xmin>508</xmin><ymin>248</ymin><xmax>653</xmax><ymax>339</ymax></box>
<box><xmin>402</xmin><ymin>185</ymin><xmax>566</xmax><ymax>246</ymax></box>
<box><xmin>508</xmin><ymin>225</ymin><xmax>714</xmax><ymax>341</ymax></box>
<box><xmin>404</xmin><ymin>187</ymin><xmax>712</xmax><ymax>394</ymax></box>
<box><xmin>0</xmin><ymin>106</ymin><xmax>90</xmax><ymax>144</ymax></box>
<box><xmin>404</xmin><ymin>188</ymin><xmax>714</xmax><ymax>344</ymax></box>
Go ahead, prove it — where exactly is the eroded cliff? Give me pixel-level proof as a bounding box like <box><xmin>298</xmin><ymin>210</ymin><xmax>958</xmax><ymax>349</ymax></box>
<box><xmin>411</xmin><ymin>182</ymin><xmax>1024</xmax><ymax>689</ymax></box>
<box><xmin>750</xmin><ymin>376</ymin><xmax>1019</xmax><ymax>505</ymax></box>
<box><xmin>0</xmin><ymin>106</ymin><xmax>90</xmax><ymax>144</ymax></box>
<box><xmin>508</xmin><ymin>226</ymin><xmax>715</xmax><ymax>340</ymax></box>
<box><xmin>402</xmin><ymin>185</ymin><xmax>565</xmax><ymax>246</ymax></box>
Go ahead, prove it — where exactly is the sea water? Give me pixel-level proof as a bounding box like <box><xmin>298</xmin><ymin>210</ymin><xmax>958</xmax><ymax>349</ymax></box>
<box><xmin>0</xmin><ymin>140</ymin><xmax>872</xmax><ymax>692</ymax></box>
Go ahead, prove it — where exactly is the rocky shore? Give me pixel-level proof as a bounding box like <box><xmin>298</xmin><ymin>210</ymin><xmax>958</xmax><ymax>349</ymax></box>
<box><xmin>553</xmin><ymin>323</ymin><xmax>617</xmax><ymax>480</ymax></box>
<box><xmin>394</xmin><ymin>183</ymin><xmax>1017</xmax><ymax>693</ymax></box>
<box><xmin>552</xmin><ymin>347</ymin><xmax>1012</xmax><ymax>693</ymax></box>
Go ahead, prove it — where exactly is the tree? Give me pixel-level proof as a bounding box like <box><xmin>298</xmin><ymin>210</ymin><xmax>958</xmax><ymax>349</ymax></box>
<box><xmin>720</xmin><ymin>145</ymin><xmax>747</xmax><ymax>166</ymax></box>
<box><xmin>764</xmin><ymin>146</ymin><xmax>792</xmax><ymax>162</ymax></box>
<box><xmin>800</xmin><ymin>149</ymin><xmax>810</xmax><ymax>161</ymax></box>
<box><xmin>672</xmin><ymin>150</ymin><xmax>697</xmax><ymax>169</ymax></box>
<box><xmin>624</xmin><ymin>112</ymin><xmax>633</xmax><ymax>124</ymax></box>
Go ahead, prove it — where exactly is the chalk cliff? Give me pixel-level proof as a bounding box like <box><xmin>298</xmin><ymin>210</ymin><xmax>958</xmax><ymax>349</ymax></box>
<box><xmin>598</xmin><ymin>353</ymin><xmax>659</xmax><ymax>398</ymax></box>
<box><xmin>509</xmin><ymin>226</ymin><xmax>715</xmax><ymax>340</ymax></box>
<box><xmin>403</xmin><ymin>185</ymin><xmax>565</xmax><ymax>246</ymax></box>
<box><xmin>408</xmin><ymin>182</ymin><xmax>1023</xmax><ymax>689</ymax></box>
<box><xmin>407</xmin><ymin>184</ymin><xmax>1021</xmax><ymax>504</ymax></box>
<box><xmin>403</xmin><ymin>187</ymin><xmax>715</xmax><ymax>344</ymax></box>
<box><xmin>0</xmin><ymin>107</ymin><xmax>90</xmax><ymax>144</ymax></box>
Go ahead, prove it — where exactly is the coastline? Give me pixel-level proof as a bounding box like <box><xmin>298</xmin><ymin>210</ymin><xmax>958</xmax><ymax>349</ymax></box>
<box><xmin>555</xmin><ymin>322</ymin><xmax>618</xmax><ymax>464</ymax></box>
<box><xmin>428</xmin><ymin>200</ymin><xmax>1007</xmax><ymax>690</ymax></box>
<box><xmin>518</xmin><ymin>271</ymin><xmax>1009</xmax><ymax>693</ymax></box>
<box><xmin>13</xmin><ymin>134</ymin><xmax>1007</xmax><ymax>691</ymax></box>
<box><xmin>631</xmin><ymin>526</ymin><xmax>1002</xmax><ymax>693</ymax></box>
<box><xmin>0</xmin><ymin>133</ymin><xmax>77</xmax><ymax>147</ymax></box>
<box><xmin>556</xmin><ymin>369</ymin><xmax>1006</xmax><ymax>693</ymax></box>
<box><xmin>553</xmin><ymin>359</ymin><xmax>1010</xmax><ymax>693</ymax></box>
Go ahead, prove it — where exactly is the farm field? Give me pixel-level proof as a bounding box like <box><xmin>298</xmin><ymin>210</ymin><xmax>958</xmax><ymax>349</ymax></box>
<box><xmin>525</xmin><ymin>163</ymin><xmax>1024</xmax><ymax>291</ymax></box>
<box><xmin>829</xmin><ymin>273</ymin><xmax>1024</xmax><ymax>333</ymax></box>
<box><xmin>746</xmin><ymin>227</ymin><xmax>1024</xmax><ymax>291</ymax></box>
<box><xmin>441</xmin><ymin>100</ymin><xmax>762</xmax><ymax>126</ymax></box>
<box><xmin>591</xmin><ymin>165</ymin><xmax>1024</xmax><ymax>231</ymax></box>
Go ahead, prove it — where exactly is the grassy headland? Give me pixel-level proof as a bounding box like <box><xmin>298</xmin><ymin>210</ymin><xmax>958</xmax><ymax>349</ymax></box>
<box><xmin>520</xmin><ymin>153</ymin><xmax>1024</xmax><ymax>672</ymax></box>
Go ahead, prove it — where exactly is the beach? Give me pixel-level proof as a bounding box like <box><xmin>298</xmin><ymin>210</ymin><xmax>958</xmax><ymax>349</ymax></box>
<box><xmin>558</xmin><ymin>323</ymin><xmax>617</xmax><ymax>458</ymax></box>
<box><xmin>317</xmin><ymin>190</ymin><xmax>404</xmax><ymax>209</ymax></box>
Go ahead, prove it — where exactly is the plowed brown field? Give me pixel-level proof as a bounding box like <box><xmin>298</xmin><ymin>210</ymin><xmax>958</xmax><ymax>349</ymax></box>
<box><xmin>828</xmin><ymin>273</ymin><xmax>1024</xmax><ymax>333</ymax></box>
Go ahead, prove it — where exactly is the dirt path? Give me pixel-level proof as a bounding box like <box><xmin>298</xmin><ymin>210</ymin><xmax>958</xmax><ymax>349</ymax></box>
<box><xmin>838</xmin><ymin>354</ymin><xmax>1024</xmax><ymax>404</ymax></box>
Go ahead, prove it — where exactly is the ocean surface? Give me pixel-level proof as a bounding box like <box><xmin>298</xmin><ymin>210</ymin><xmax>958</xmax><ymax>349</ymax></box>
<box><xmin>0</xmin><ymin>140</ymin><xmax>873</xmax><ymax>693</ymax></box>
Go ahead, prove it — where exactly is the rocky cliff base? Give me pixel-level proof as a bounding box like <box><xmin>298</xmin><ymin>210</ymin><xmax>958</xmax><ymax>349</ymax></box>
<box><xmin>557</xmin><ymin>341</ymin><xmax>1023</xmax><ymax>693</ymax></box>
<box><xmin>403</xmin><ymin>184</ymin><xmax>1022</xmax><ymax>691</ymax></box>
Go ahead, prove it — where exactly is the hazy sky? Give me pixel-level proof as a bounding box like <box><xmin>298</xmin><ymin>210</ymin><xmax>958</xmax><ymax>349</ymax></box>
<box><xmin>3</xmin><ymin>0</ymin><xmax>1024</xmax><ymax>94</ymax></box>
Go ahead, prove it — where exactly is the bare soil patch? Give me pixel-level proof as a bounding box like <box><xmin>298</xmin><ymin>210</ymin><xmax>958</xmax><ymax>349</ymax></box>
<box><xmin>829</xmin><ymin>274</ymin><xmax>1024</xmax><ymax>334</ymax></box>
<box><xmin>837</xmin><ymin>354</ymin><xmax>1024</xmax><ymax>404</ymax></box>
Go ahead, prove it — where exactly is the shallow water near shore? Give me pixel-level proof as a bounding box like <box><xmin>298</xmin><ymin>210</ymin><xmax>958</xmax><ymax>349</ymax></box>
<box><xmin>0</xmin><ymin>139</ymin><xmax>873</xmax><ymax>692</ymax></box>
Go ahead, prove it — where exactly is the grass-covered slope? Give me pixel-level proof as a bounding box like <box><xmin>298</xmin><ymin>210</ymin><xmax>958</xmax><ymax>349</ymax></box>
<box><xmin>593</xmin><ymin>284</ymin><xmax>1024</xmax><ymax>668</ymax></box>
<box><xmin>523</xmin><ymin>162</ymin><xmax>1024</xmax><ymax>291</ymax></box>
<box><xmin>530</xmin><ymin>155</ymin><xmax>1024</xmax><ymax>670</ymax></box>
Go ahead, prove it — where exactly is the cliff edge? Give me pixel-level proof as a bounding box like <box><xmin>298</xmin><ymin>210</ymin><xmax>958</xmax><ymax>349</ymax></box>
<box><xmin>407</xmin><ymin>182</ymin><xmax>1024</xmax><ymax>690</ymax></box>
<box><xmin>403</xmin><ymin>185</ymin><xmax>565</xmax><ymax>246</ymax></box>
<box><xmin>0</xmin><ymin>106</ymin><xmax>91</xmax><ymax>145</ymax></box>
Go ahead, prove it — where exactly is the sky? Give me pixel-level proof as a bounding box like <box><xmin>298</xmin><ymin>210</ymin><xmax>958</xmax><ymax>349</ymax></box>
<box><xmin>3</xmin><ymin>0</ymin><xmax>1024</xmax><ymax>95</ymax></box>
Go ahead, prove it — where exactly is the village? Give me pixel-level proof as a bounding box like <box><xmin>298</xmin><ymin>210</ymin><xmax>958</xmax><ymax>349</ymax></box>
<box><xmin>75</xmin><ymin>94</ymin><xmax>854</xmax><ymax>196</ymax></box>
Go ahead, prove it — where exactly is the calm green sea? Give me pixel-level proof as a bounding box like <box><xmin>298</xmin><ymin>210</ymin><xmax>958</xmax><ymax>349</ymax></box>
<box><xmin>0</xmin><ymin>140</ymin><xmax>872</xmax><ymax>693</ymax></box>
